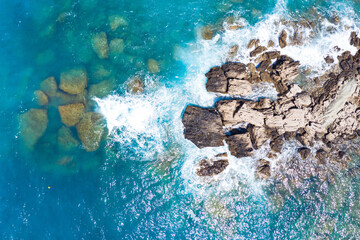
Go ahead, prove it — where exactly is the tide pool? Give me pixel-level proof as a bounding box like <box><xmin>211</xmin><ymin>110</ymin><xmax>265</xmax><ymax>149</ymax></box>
<box><xmin>1</xmin><ymin>0</ymin><xmax>360</xmax><ymax>239</ymax></box>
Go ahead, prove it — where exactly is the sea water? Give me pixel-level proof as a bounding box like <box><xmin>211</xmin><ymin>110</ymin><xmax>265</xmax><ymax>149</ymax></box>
<box><xmin>1</xmin><ymin>0</ymin><xmax>360</xmax><ymax>239</ymax></box>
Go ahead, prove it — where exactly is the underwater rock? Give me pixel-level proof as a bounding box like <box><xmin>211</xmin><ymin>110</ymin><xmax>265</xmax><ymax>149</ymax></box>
<box><xmin>19</xmin><ymin>109</ymin><xmax>48</xmax><ymax>150</ymax></box>
<box><xmin>196</xmin><ymin>158</ymin><xmax>229</xmax><ymax>176</ymax></box>
<box><xmin>59</xmin><ymin>68</ymin><xmax>87</xmax><ymax>95</ymax></box>
<box><xmin>147</xmin><ymin>58</ymin><xmax>160</xmax><ymax>73</ymax></box>
<box><xmin>256</xmin><ymin>159</ymin><xmax>271</xmax><ymax>179</ymax></box>
<box><xmin>108</xmin><ymin>15</ymin><xmax>128</xmax><ymax>31</ymax></box>
<box><xmin>40</xmin><ymin>76</ymin><xmax>57</xmax><ymax>97</ymax></box>
<box><xmin>34</xmin><ymin>90</ymin><xmax>48</xmax><ymax>106</ymax></box>
<box><xmin>54</xmin><ymin>90</ymin><xmax>87</xmax><ymax>105</ymax></box>
<box><xmin>201</xmin><ymin>26</ymin><xmax>214</xmax><ymax>40</ymax></box>
<box><xmin>58</xmin><ymin>103</ymin><xmax>85</xmax><ymax>127</ymax></box>
<box><xmin>279</xmin><ymin>29</ymin><xmax>288</xmax><ymax>48</ymax></box>
<box><xmin>226</xmin><ymin>133</ymin><xmax>253</xmax><ymax>158</ymax></box>
<box><xmin>109</xmin><ymin>38</ymin><xmax>124</xmax><ymax>56</ymax></box>
<box><xmin>57</xmin><ymin>126</ymin><xmax>79</xmax><ymax>151</ymax></box>
<box><xmin>91</xmin><ymin>32</ymin><xmax>109</xmax><ymax>59</ymax></box>
<box><xmin>88</xmin><ymin>80</ymin><xmax>114</xmax><ymax>98</ymax></box>
<box><xmin>76</xmin><ymin>112</ymin><xmax>106</xmax><ymax>152</ymax></box>
<box><xmin>182</xmin><ymin>105</ymin><xmax>225</xmax><ymax>148</ymax></box>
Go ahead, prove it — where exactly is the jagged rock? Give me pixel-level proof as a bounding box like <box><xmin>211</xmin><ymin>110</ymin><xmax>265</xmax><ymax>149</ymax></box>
<box><xmin>256</xmin><ymin>159</ymin><xmax>271</xmax><ymax>179</ymax></box>
<box><xmin>226</xmin><ymin>133</ymin><xmax>253</xmax><ymax>158</ymax></box>
<box><xmin>147</xmin><ymin>59</ymin><xmax>160</xmax><ymax>73</ymax></box>
<box><xmin>205</xmin><ymin>66</ymin><xmax>228</xmax><ymax>93</ymax></box>
<box><xmin>268</xmin><ymin>40</ymin><xmax>274</xmax><ymax>48</ymax></box>
<box><xmin>229</xmin><ymin>45</ymin><xmax>239</xmax><ymax>56</ymax></box>
<box><xmin>227</xmin><ymin>79</ymin><xmax>252</xmax><ymax>95</ymax></box>
<box><xmin>250</xmin><ymin>46</ymin><xmax>267</xmax><ymax>57</ymax></box>
<box><xmin>57</xmin><ymin>126</ymin><xmax>79</xmax><ymax>151</ymax></box>
<box><xmin>324</xmin><ymin>56</ymin><xmax>334</xmax><ymax>64</ymax></box>
<box><xmin>316</xmin><ymin>149</ymin><xmax>327</xmax><ymax>164</ymax></box>
<box><xmin>91</xmin><ymin>32</ymin><xmax>109</xmax><ymax>59</ymax></box>
<box><xmin>257</xmin><ymin>59</ymin><xmax>271</xmax><ymax>72</ymax></box>
<box><xmin>221</xmin><ymin>62</ymin><xmax>248</xmax><ymax>79</ymax></box>
<box><xmin>196</xmin><ymin>159</ymin><xmax>229</xmax><ymax>176</ymax></box>
<box><xmin>108</xmin><ymin>15</ymin><xmax>128</xmax><ymax>31</ymax></box>
<box><xmin>215</xmin><ymin>99</ymin><xmax>243</xmax><ymax>127</ymax></box>
<box><xmin>248</xmin><ymin>125</ymin><xmax>268</xmax><ymax>149</ymax></box>
<box><xmin>254</xmin><ymin>98</ymin><xmax>272</xmax><ymax>110</ymax></box>
<box><xmin>279</xmin><ymin>30</ymin><xmax>288</xmax><ymax>48</ymax></box>
<box><xmin>58</xmin><ymin>103</ymin><xmax>85</xmax><ymax>127</ymax></box>
<box><xmin>298</xmin><ymin>147</ymin><xmax>311</xmax><ymax>159</ymax></box>
<box><xmin>247</xmin><ymin>39</ymin><xmax>259</xmax><ymax>49</ymax></box>
<box><xmin>127</xmin><ymin>76</ymin><xmax>144</xmax><ymax>94</ymax></box>
<box><xmin>40</xmin><ymin>76</ymin><xmax>57</xmax><ymax>97</ymax></box>
<box><xmin>59</xmin><ymin>68</ymin><xmax>87</xmax><ymax>95</ymax></box>
<box><xmin>201</xmin><ymin>26</ymin><xmax>214</xmax><ymax>40</ymax></box>
<box><xmin>76</xmin><ymin>112</ymin><xmax>105</xmax><ymax>152</ymax></box>
<box><xmin>270</xmin><ymin>136</ymin><xmax>283</xmax><ymax>153</ymax></box>
<box><xmin>294</xmin><ymin>92</ymin><xmax>312</xmax><ymax>107</ymax></box>
<box><xmin>283</xmin><ymin>108</ymin><xmax>307</xmax><ymax>132</ymax></box>
<box><xmin>34</xmin><ymin>90</ymin><xmax>48</xmax><ymax>105</ymax></box>
<box><xmin>182</xmin><ymin>106</ymin><xmax>225</xmax><ymax>148</ymax></box>
<box><xmin>19</xmin><ymin>109</ymin><xmax>48</xmax><ymax>150</ymax></box>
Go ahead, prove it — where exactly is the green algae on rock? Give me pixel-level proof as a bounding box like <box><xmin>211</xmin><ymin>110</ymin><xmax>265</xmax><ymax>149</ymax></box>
<box><xmin>34</xmin><ymin>90</ymin><xmax>49</xmax><ymax>106</ymax></box>
<box><xmin>76</xmin><ymin>112</ymin><xmax>106</xmax><ymax>152</ymax></box>
<box><xmin>59</xmin><ymin>68</ymin><xmax>87</xmax><ymax>95</ymax></box>
<box><xmin>58</xmin><ymin>103</ymin><xmax>85</xmax><ymax>127</ymax></box>
<box><xmin>88</xmin><ymin>80</ymin><xmax>115</xmax><ymax>99</ymax></box>
<box><xmin>108</xmin><ymin>15</ymin><xmax>128</xmax><ymax>31</ymax></box>
<box><xmin>40</xmin><ymin>76</ymin><xmax>57</xmax><ymax>97</ymax></box>
<box><xmin>19</xmin><ymin>109</ymin><xmax>48</xmax><ymax>150</ymax></box>
<box><xmin>91</xmin><ymin>32</ymin><xmax>109</xmax><ymax>59</ymax></box>
<box><xmin>57</xmin><ymin>126</ymin><xmax>79</xmax><ymax>151</ymax></box>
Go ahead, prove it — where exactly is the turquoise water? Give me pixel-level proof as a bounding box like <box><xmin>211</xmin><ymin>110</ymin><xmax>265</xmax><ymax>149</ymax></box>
<box><xmin>1</xmin><ymin>0</ymin><xmax>360</xmax><ymax>239</ymax></box>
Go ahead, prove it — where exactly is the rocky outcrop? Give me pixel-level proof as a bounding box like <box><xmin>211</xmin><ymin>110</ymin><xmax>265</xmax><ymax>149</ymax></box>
<box><xmin>59</xmin><ymin>68</ymin><xmax>88</xmax><ymax>95</ymax></box>
<box><xmin>182</xmin><ymin>32</ymin><xmax>360</xmax><ymax>181</ymax></box>
<box><xmin>256</xmin><ymin>159</ymin><xmax>271</xmax><ymax>179</ymax></box>
<box><xmin>196</xmin><ymin>153</ymin><xmax>229</xmax><ymax>176</ymax></box>
<box><xmin>58</xmin><ymin>103</ymin><xmax>85</xmax><ymax>127</ymax></box>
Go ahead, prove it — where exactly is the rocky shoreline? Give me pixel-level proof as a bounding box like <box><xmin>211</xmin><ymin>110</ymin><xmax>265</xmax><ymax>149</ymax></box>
<box><xmin>183</xmin><ymin>32</ymin><xmax>360</xmax><ymax>182</ymax></box>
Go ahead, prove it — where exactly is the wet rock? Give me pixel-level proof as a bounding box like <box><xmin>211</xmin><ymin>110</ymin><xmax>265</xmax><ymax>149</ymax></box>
<box><xmin>279</xmin><ymin>29</ymin><xmax>288</xmax><ymax>48</ymax></box>
<box><xmin>147</xmin><ymin>58</ymin><xmax>160</xmax><ymax>73</ymax></box>
<box><xmin>91</xmin><ymin>32</ymin><xmax>109</xmax><ymax>59</ymax></box>
<box><xmin>298</xmin><ymin>147</ymin><xmax>311</xmax><ymax>159</ymax></box>
<box><xmin>270</xmin><ymin>136</ymin><xmax>283</xmax><ymax>153</ymax></box>
<box><xmin>76</xmin><ymin>112</ymin><xmax>106</xmax><ymax>152</ymax></box>
<box><xmin>127</xmin><ymin>77</ymin><xmax>144</xmax><ymax>94</ymax></box>
<box><xmin>229</xmin><ymin>45</ymin><xmax>239</xmax><ymax>56</ymax></box>
<box><xmin>196</xmin><ymin>159</ymin><xmax>229</xmax><ymax>176</ymax></box>
<box><xmin>227</xmin><ymin>79</ymin><xmax>252</xmax><ymax>95</ymax></box>
<box><xmin>248</xmin><ymin>125</ymin><xmax>268</xmax><ymax>149</ymax></box>
<box><xmin>57</xmin><ymin>126</ymin><xmax>79</xmax><ymax>151</ymax></box>
<box><xmin>108</xmin><ymin>15</ymin><xmax>128</xmax><ymax>31</ymax></box>
<box><xmin>247</xmin><ymin>63</ymin><xmax>256</xmax><ymax>73</ymax></box>
<box><xmin>221</xmin><ymin>62</ymin><xmax>248</xmax><ymax>79</ymax></box>
<box><xmin>324</xmin><ymin>56</ymin><xmax>334</xmax><ymax>64</ymax></box>
<box><xmin>268</xmin><ymin>40</ymin><xmax>274</xmax><ymax>48</ymax></box>
<box><xmin>34</xmin><ymin>90</ymin><xmax>48</xmax><ymax>105</ymax></box>
<box><xmin>254</xmin><ymin>98</ymin><xmax>272</xmax><ymax>110</ymax></box>
<box><xmin>205</xmin><ymin>66</ymin><xmax>228</xmax><ymax>93</ymax></box>
<box><xmin>182</xmin><ymin>105</ymin><xmax>225</xmax><ymax>148</ymax></box>
<box><xmin>58</xmin><ymin>103</ymin><xmax>85</xmax><ymax>127</ymax></box>
<box><xmin>256</xmin><ymin>159</ymin><xmax>271</xmax><ymax>179</ymax></box>
<box><xmin>201</xmin><ymin>26</ymin><xmax>214</xmax><ymax>40</ymax></box>
<box><xmin>40</xmin><ymin>76</ymin><xmax>57</xmax><ymax>97</ymax></box>
<box><xmin>250</xmin><ymin>46</ymin><xmax>267</xmax><ymax>57</ymax></box>
<box><xmin>316</xmin><ymin>149</ymin><xmax>327</xmax><ymax>164</ymax></box>
<box><xmin>226</xmin><ymin>132</ymin><xmax>253</xmax><ymax>158</ymax></box>
<box><xmin>88</xmin><ymin>80</ymin><xmax>114</xmax><ymax>98</ymax></box>
<box><xmin>247</xmin><ymin>39</ymin><xmax>259</xmax><ymax>49</ymax></box>
<box><xmin>257</xmin><ymin>59</ymin><xmax>271</xmax><ymax>72</ymax></box>
<box><xmin>260</xmin><ymin>72</ymin><xmax>272</xmax><ymax>82</ymax></box>
<box><xmin>109</xmin><ymin>38</ymin><xmax>124</xmax><ymax>56</ymax></box>
<box><xmin>19</xmin><ymin>109</ymin><xmax>48</xmax><ymax>150</ymax></box>
<box><xmin>59</xmin><ymin>68</ymin><xmax>87</xmax><ymax>95</ymax></box>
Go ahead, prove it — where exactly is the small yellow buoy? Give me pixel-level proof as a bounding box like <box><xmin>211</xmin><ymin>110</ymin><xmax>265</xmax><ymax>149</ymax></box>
<box><xmin>48</xmin><ymin>186</ymin><xmax>51</xmax><ymax>189</ymax></box>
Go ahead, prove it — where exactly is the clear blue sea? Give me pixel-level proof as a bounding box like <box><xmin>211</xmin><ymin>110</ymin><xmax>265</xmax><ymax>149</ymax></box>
<box><xmin>1</xmin><ymin>0</ymin><xmax>360</xmax><ymax>239</ymax></box>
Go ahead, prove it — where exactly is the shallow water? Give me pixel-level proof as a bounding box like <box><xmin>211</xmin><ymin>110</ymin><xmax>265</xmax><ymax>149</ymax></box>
<box><xmin>1</xmin><ymin>0</ymin><xmax>360</xmax><ymax>239</ymax></box>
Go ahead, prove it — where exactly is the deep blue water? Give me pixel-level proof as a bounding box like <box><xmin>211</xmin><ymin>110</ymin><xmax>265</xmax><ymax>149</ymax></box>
<box><xmin>1</xmin><ymin>0</ymin><xmax>360</xmax><ymax>239</ymax></box>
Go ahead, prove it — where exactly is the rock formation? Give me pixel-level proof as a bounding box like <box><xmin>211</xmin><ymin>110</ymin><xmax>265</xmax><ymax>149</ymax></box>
<box><xmin>183</xmin><ymin>32</ymin><xmax>360</xmax><ymax>180</ymax></box>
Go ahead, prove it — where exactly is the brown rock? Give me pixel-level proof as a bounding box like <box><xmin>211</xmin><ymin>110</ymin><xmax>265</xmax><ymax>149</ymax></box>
<box><xmin>298</xmin><ymin>147</ymin><xmax>311</xmax><ymax>159</ymax></box>
<box><xmin>315</xmin><ymin>149</ymin><xmax>327</xmax><ymax>164</ymax></box>
<box><xmin>76</xmin><ymin>112</ymin><xmax>106</xmax><ymax>152</ymax></box>
<box><xmin>40</xmin><ymin>76</ymin><xmax>57</xmax><ymax>97</ymax></box>
<box><xmin>91</xmin><ymin>32</ymin><xmax>109</xmax><ymax>59</ymax></box>
<box><xmin>58</xmin><ymin>103</ymin><xmax>85</xmax><ymax>127</ymax></box>
<box><xmin>256</xmin><ymin>159</ymin><xmax>271</xmax><ymax>179</ymax></box>
<box><xmin>127</xmin><ymin>77</ymin><xmax>144</xmax><ymax>94</ymax></box>
<box><xmin>268</xmin><ymin>40</ymin><xmax>274</xmax><ymax>48</ymax></box>
<box><xmin>221</xmin><ymin>62</ymin><xmax>248</xmax><ymax>79</ymax></box>
<box><xmin>34</xmin><ymin>90</ymin><xmax>48</xmax><ymax>105</ymax></box>
<box><xmin>226</xmin><ymin>133</ymin><xmax>253</xmax><ymax>158</ymax></box>
<box><xmin>19</xmin><ymin>109</ymin><xmax>48</xmax><ymax>150</ymax></box>
<box><xmin>196</xmin><ymin>159</ymin><xmax>229</xmax><ymax>176</ymax></box>
<box><xmin>250</xmin><ymin>46</ymin><xmax>267</xmax><ymax>57</ymax></box>
<box><xmin>248</xmin><ymin>125</ymin><xmax>268</xmax><ymax>149</ymax></box>
<box><xmin>270</xmin><ymin>136</ymin><xmax>283</xmax><ymax>153</ymax></box>
<box><xmin>229</xmin><ymin>45</ymin><xmax>239</xmax><ymax>56</ymax></box>
<box><xmin>247</xmin><ymin>63</ymin><xmax>257</xmax><ymax>73</ymax></box>
<box><xmin>182</xmin><ymin>106</ymin><xmax>225</xmax><ymax>148</ymax></box>
<box><xmin>205</xmin><ymin>66</ymin><xmax>228</xmax><ymax>93</ymax></box>
<box><xmin>201</xmin><ymin>26</ymin><xmax>214</xmax><ymax>40</ymax></box>
<box><xmin>57</xmin><ymin>126</ymin><xmax>79</xmax><ymax>151</ymax></box>
<box><xmin>257</xmin><ymin>60</ymin><xmax>271</xmax><ymax>72</ymax></box>
<box><xmin>279</xmin><ymin>30</ymin><xmax>288</xmax><ymax>48</ymax></box>
<box><xmin>260</xmin><ymin>72</ymin><xmax>272</xmax><ymax>82</ymax></box>
<box><xmin>247</xmin><ymin>39</ymin><xmax>259</xmax><ymax>49</ymax></box>
<box><xmin>227</xmin><ymin>79</ymin><xmax>252</xmax><ymax>95</ymax></box>
<box><xmin>324</xmin><ymin>56</ymin><xmax>334</xmax><ymax>64</ymax></box>
<box><xmin>59</xmin><ymin>68</ymin><xmax>87</xmax><ymax>95</ymax></box>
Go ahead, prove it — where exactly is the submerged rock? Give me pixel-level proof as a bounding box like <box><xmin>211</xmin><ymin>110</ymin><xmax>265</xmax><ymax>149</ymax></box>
<box><xmin>127</xmin><ymin>77</ymin><xmax>144</xmax><ymax>94</ymax></box>
<box><xmin>108</xmin><ymin>15</ymin><xmax>128</xmax><ymax>31</ymax></box>
<box><xmin>201</xmin><ymin>26</ymin><xmax>214</xmax><ymax>40</ymax></box>
<box><xmin>182</xmin><ymin>105</ymin><xmax>225</xmax><ymax>148</ymax></box>
<box><xmin>88</xmin><ymin>80</ymin><xmax>114</xmax><ymax>98</ymax></box>
<box><xmin>147</xmin><ymin>59</ymin><xmax>160</xmax><ymax>73</ymax></box>
<box><xmin>57</xmin><ymin>126</ymin><xmax>79</xmax><ymax>151</ymax></box>
<box><xmin>58</xmin><ymin>103</ymin><xmax>85</xmax><ymax>127</ymax></box>
<box><xmin>34</xmin><ymin>90</ymin><xmax>48</xmax><ymax>106</ymax></box>
<box><xmin>19</xmin><ymin>109</ymin><xmax>48</xmax><ymax>150</ymax></box>
<box><xmin>59</xmin><ymin>68</ymin><xmax>87</xmax><ymax>95</ymax></box>
<box><xmin>76</xmin><ymin>112</ymin><xmax>106</xmax><ymax>152</ymax></box>
<box><xmin>40</xmin><ymin>76</ymin><xmax>57</xmax><ymax>97</ymax></box>
<box><xmin>109</xmin><ymin>38</ymin><xmax>124</xmax><ymax>56</ymax></box>
<box><xmin>91</xmin><ymin>32</ymin><xmax>109</xmax><ymax>59</ymax></box>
